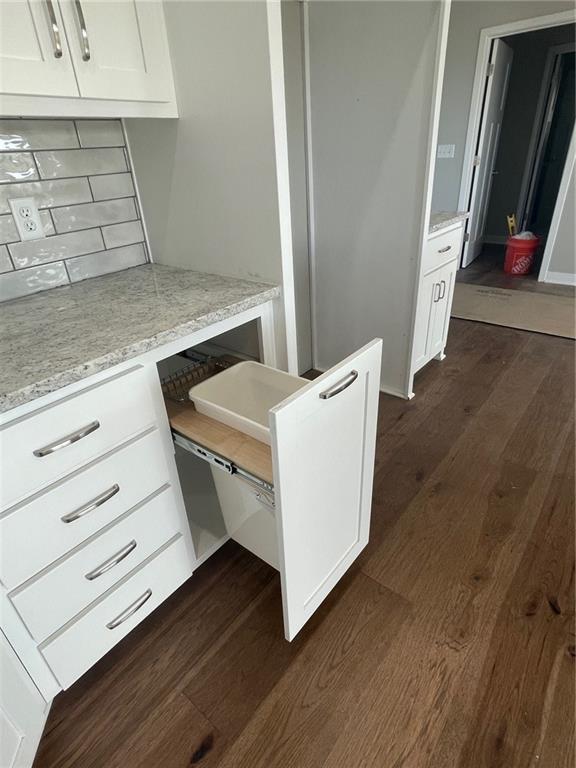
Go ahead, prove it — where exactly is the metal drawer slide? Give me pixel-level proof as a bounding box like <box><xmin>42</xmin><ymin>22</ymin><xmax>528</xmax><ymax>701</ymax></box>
<box><xmin>172</xmin><ymin>431</ymin><xmax>275</xmax><ymax>502</ymax></box>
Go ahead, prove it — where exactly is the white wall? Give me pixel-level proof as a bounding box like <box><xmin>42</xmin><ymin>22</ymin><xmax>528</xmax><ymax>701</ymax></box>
<box><xmin>307</xmin><ymin>1</ymin><xmax>443</xmax><ymax>396</ymax></box>
<box><xmin>126</xmin><ymin>2</ymin><xmax>290</xmax><ymax>368</ymax></box>
<box><xmin>432</xmin><ymin>0</ymin><xmax>575</xmax><ymax>212</ymax></box>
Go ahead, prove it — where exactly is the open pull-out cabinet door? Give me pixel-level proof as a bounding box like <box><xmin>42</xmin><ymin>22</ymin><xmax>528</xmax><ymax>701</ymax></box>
<box><xmin>270</xmin><ymin>339</ymin><xmax>382</xmax><ymax>640</ymax></box>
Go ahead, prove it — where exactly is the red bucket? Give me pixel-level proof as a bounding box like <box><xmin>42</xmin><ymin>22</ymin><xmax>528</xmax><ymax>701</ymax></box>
<box><xmin>504</xmin><ymin>235</ymin><xmax>540</xmax><ymax>276</ymax></box>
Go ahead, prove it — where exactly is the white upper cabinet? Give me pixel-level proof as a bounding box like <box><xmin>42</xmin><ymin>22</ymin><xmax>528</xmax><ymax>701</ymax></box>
<box><xmin>0</xmin><ymin>0</ymin><xmax>177</xmax><ymax>116</ymax></box>
<box><xmin>58</xmin><ymin>0</ymin><xmax>175</xmax><ymax>102</ymax></box>
<box><xmin>0</xmin><ymin>0</ymin><xmax>78</xmax><ymax>97</ymax></box>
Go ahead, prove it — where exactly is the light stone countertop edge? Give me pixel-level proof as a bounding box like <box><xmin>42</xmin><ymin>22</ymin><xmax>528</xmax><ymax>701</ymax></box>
<box><xmin>0</xmin><ymin>269</ymin><xmax>280</xmax><ymax>416</ymax></box>
<box><xmin>429</xmin><ymin>211</ymin><xmax>469</xmax><ymax>234</ymax></box>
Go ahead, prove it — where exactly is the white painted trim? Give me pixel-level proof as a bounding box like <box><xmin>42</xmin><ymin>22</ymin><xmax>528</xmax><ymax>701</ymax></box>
<box><xmin>539</xmin><ymin>123</ymin><xmax>576</xmax><ymax>283</ymax></box>
<box><xmin>543</xmin><ymin>271</ymin><xmax>576</xmax><ymax>286</ymax></box>
<box><xmin>516</xmin><ymin>42</ymin><xmax>576</xmax><ymax>228</ymax></box>
<box><xmin>458</xmin><ymin>10</ymin><xmax>576</xmax><ymax>237</ymax></box>
<box><xmin>301</xmin><ymin>1</ymin><xmax>319</xmax><ymax>370</ymax></box>
<box><xmin>267</xmin><ymin>0</ymin><xmax>299</xmax><ymax>376</ymax></box>
<box><xmin>122</xmin><ymin>119</ymin><xmax>154</xmax><ymax>265</ymax></box>
<box><xmin>406</xmin><ymin>0</ymin><xmax>452</xmax><ymax>399</ymax></box>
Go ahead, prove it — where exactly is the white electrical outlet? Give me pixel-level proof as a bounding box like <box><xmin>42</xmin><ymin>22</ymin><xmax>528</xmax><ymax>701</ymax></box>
<box><xmin>8</xmin><ymin>197</ymin><xmax>45</xmax><ymax>242</ymax></box>
<box><xmin>437</xmin><ymin>144</ymin><xmax>456</xmax><ymax>159</ymax></box>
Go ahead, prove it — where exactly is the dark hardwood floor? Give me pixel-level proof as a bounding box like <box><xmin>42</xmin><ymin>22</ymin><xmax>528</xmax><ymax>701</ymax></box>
<box><xmin>34</xmin><ymin>320</ymin><xmax>575</xmax><ymax>768</ymax></box>
<box><xmin>457</xmin><ymin>244</ymin><xmax>576</xmax><ymax>298</ymax></box>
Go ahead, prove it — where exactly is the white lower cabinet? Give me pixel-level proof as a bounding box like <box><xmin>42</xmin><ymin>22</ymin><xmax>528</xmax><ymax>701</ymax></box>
<box><xmin>412</xmin><ymin>222</ymin><xmax>464</xmax><ymax>375</ymax></box>
<box><xmin>412</xmin><ymin>260</ymin><xmax>457</xmax><ymax>373</ymax></box>
<box><xmin>169</xmin><ymin>339</ymin><xmax>383</xmax><ymax>641</ymax></box>
<box><xmin>40</xmin><ymin>534</ymin><xmax>192</xmax><ymax>689</ymax></box>
<box><xmin>0</xmin><ymin>633</ymin><xmax>50</xmax><ymax>768</ymax></box>
<box><xmin>0</xmin><ymin>330</ymin><xmax>383</xmax><ymax>766</ymax></box>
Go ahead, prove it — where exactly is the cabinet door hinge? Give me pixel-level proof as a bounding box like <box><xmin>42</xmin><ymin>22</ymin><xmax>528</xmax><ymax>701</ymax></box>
<box><xmin>487</xmin><ymin>61</ymin><xmax>495</xmax><ymax>77</ymax></box>
<box><xmin>473</xmin><ymin>155</ymin><xmax>480</xmax><ymax>167</ymax></box>
<box><xmin>463</xmin><ymin>232</ymin><xmax>470</xmax><ymax>242</ymax></box>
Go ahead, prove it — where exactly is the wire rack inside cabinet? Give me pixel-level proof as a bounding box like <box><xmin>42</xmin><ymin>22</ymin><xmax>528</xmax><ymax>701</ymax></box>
<box><xmin>161</xmin><ymin>358</ymin><xmax>234</xmax><ymax>403</ymax></box>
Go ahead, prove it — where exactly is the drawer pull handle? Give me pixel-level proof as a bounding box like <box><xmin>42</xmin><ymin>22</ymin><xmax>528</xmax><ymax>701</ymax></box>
<box><xmin>61</xmin><ymin>483</ymin><xmax>120</xmax><ymax>524</ymax></box>
<box><xmin>106</xmin><ymin>589</ymin><xmax>152</xmax><ymax>630</ymax></box>
<box><xmin>319</xmin><ymin>370</ymin><xmax>359</xmax><ymax>399</ymax></box>
<box><xmin>33</xmin><ymin>420</ymin><xmax>100</xmax><ymax>457</ymax></box>
<box><xmin>85</xmin><ymin>540</ymin><xmax>137</xmax><ymax>581</ymax></box>
<box><xmin>45</xmin><ymin>0</ymin><xmax>63</xmax><ymax>58</ymax></box>
<box><xmin>438</xmin><ymin>245</ymin><xmax>452</xmax><ymax>253</ymax></box>
<box><xmin>439</xmin><ymin>280</ymin><xmax>446</xmax><ymax>300</ymax></box>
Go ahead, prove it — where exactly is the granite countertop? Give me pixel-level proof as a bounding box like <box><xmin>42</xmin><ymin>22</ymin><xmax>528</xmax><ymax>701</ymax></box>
<box><xmin>429</xmin><ymin>211</ymin><xmax>469</xmax><ymax>234</ymax></box>
<box><xmin>0</xmin><ymin>264</ymin><xmax>280</xmax><ymax>415</ymax></box>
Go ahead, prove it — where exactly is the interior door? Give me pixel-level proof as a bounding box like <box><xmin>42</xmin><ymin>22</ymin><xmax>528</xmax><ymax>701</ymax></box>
<box><xmin>270</xmin><ymin>339</ymin><xmax>382</xmax><ymax>641</ymax></box>
<box><xmin>463</xmin><ymin>39</ymin><xmax>513</xmax><ymax>267</ymax></box>
<box><xmin>0</xmin><ymin>0</ymin><xmax>79</xmax><ymax>97</ymax></box>
<box><xmin>58</xmin><ymin>0</ymin><xmax>174</xmax><ymax>102</ymax></box>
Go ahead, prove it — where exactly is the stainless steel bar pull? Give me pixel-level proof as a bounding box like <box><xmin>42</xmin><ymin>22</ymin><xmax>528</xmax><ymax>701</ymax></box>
<box><xmin>85</xmin><ymin>540</ymin><xmax>137</xmax><ymax>580</ymax></box>
<box><xmin>106</xmin><ymin>589</ymin><xmax>152</xmax><ymax>630</ymax></box>
<box><xmin>61</xmin><ymin>483</ymin><xmax>120</xmax><ymax>524</ymax></box>
<box><xmin>74</xmin><ymin>0</ymin><xmax>91</xmax><ymax>61</ymax></box>
<box><xmin>438</xmin><ymin>245</ymin><xmax>452</xmax><ymax>253</ymax></box>
<box><xmin>319</xmin><ymin>370</ymin><xmax>358</xmax><ymax>399</ymax></box>
<box><xmin>439</xmin><ymin>280</ymin><xmax>447</xmax><ymax>300</ymax></box>
<box><xmin>33</xmin><ymin>420</ymin><xmax>100</xmax><ymax>457</ymax></box>
<box><xmin>45</xmin><ymin>0</ymin><xmax>63</xmax><ymax>58</ymax></box>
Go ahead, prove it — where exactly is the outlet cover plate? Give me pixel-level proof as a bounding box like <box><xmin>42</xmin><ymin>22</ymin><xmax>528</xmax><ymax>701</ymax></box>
<box><xmin>8</xmin><ymin>196</ymin><xmax>45</xmax><ymax>241</ymax></box>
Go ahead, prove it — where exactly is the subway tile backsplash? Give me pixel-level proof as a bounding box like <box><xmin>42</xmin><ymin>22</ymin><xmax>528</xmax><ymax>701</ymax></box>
<box><xmin>0</xmin><ymin>119</ymin><xmax>148</xmax><ymax>302</ymax></box>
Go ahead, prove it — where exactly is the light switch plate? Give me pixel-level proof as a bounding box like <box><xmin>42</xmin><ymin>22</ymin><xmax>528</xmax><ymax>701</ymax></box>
<box><xmin>8</xmin><ymin>197</ymin><xmax>45</xmax><ymax>241</ymax></box>
<box><xmin>437</xmin><ymin>144</ymin><xmax>455</xmax><ymax>159</ymax></box>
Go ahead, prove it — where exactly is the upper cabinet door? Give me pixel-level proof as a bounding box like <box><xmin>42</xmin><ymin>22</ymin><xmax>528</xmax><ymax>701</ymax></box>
<box><xmin>58</xmin><ymin>0</ymin><xmax>175</xmax><ymax>102</ymax></box>
<box><xmin>270</xmin><ymin>339</ymin><xmax>382</xmax><ymax>641</ymax></box>
<box><xmin>0</xmin><ymin>0</ymin><xmax>79</xmax><ymax>97</ymax></box>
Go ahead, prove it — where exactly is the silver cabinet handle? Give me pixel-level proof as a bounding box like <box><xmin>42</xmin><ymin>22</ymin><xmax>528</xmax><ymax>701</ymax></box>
<box><xmin>433</xmin><ymin>283</ymin><xmax>440</xmax><ymax>303</ymax></box>
<box><xmin>85</xmin><ymin>540</ymin><xmax>137</xmax><ymax>581</ymax></box>
<box><xmin>439</xmin><ymin>280</ymin><xmax>447</xmax><ymax>300</ymax></box>
<box><xmin>45</xmin><ymin>0</ymin><xmax>63</xmax><ymax>58</ymax></box>
<box><xmin>319</xmin><ymin>370</ymin><xmax>358</xmax><ymax>399</ymax></box>
<box><xmin>106</xmin><ymin>589</ymin><xmax>152</xmax><ymax>630</ymax></box>
<box><xmin>33</xmin><ymin>420</ymin><xmax>100</xmax><ymax>457</ymax></box>
<box><xmin>438</xmin><ymin>245</ymin><xmax>452</xmax><ymax>254</ymax></box>
<box><xmin>61</xmin><ymin>483</ymin><xmax>120</xmax><ymax>523</ymax></box>
<box><xmin>74</xmin><ymin>0</ymin><xmax>91</xmax><ymax>61</ymax></box>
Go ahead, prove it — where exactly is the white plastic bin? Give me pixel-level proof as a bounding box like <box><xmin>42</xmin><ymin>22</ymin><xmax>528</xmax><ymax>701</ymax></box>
<box><xmin>188</xmin><ymin>361</ymin><xmax>307</xmax><ymax>445</ymax></box>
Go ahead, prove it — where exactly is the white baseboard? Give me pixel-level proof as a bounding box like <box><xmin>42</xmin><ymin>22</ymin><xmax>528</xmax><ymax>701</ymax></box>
<box><xmin>541</xmin><ymin>271</ymin><xmax>576</xmax><ymax>286</ymax></box>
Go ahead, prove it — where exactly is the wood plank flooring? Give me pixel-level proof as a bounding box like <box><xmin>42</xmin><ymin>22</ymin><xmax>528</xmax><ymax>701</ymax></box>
<box><xmin>34</xmin><ymin>320</ymin><xmax>575</xmax><ymax>768</ymax></box>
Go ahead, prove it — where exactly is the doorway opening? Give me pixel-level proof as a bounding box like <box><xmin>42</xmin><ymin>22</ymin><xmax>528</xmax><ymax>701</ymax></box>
<box><xmin>460</xmin><ymin>22</ymin><xmax>575</xmax><ymax>293</ymax></box>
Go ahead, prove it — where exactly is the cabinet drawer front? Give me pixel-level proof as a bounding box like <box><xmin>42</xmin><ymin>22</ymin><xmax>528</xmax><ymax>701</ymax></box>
<box><xmin>1</xmin><ymin>367</ymin><xmax>156</xmax><ymax>511</ymax></box>
<box><xmin>423</xmin><ymin>226</ymin><xmax>463</xmax><ymax>274</ymax></box>
<box><xmin>0</xmin><ymin>429</ymin><xmax>170</xmax><ymax>589</ymax></box>
<box><xmin>40</xmin><ymin>535</ymin><xmax>193</xmax><ymax>690</ymax></box>
<box><xmin>11</xmin><ymin>486</ymin><xmax>182</xmax><ymax>643</ymax></box>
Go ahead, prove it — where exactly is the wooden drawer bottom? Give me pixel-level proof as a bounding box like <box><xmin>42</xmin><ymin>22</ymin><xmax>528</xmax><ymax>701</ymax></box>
<box><xmin>40</xmin><ymin>535</ymin><xmax>193</xmax><ymax>689</ymax></box>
